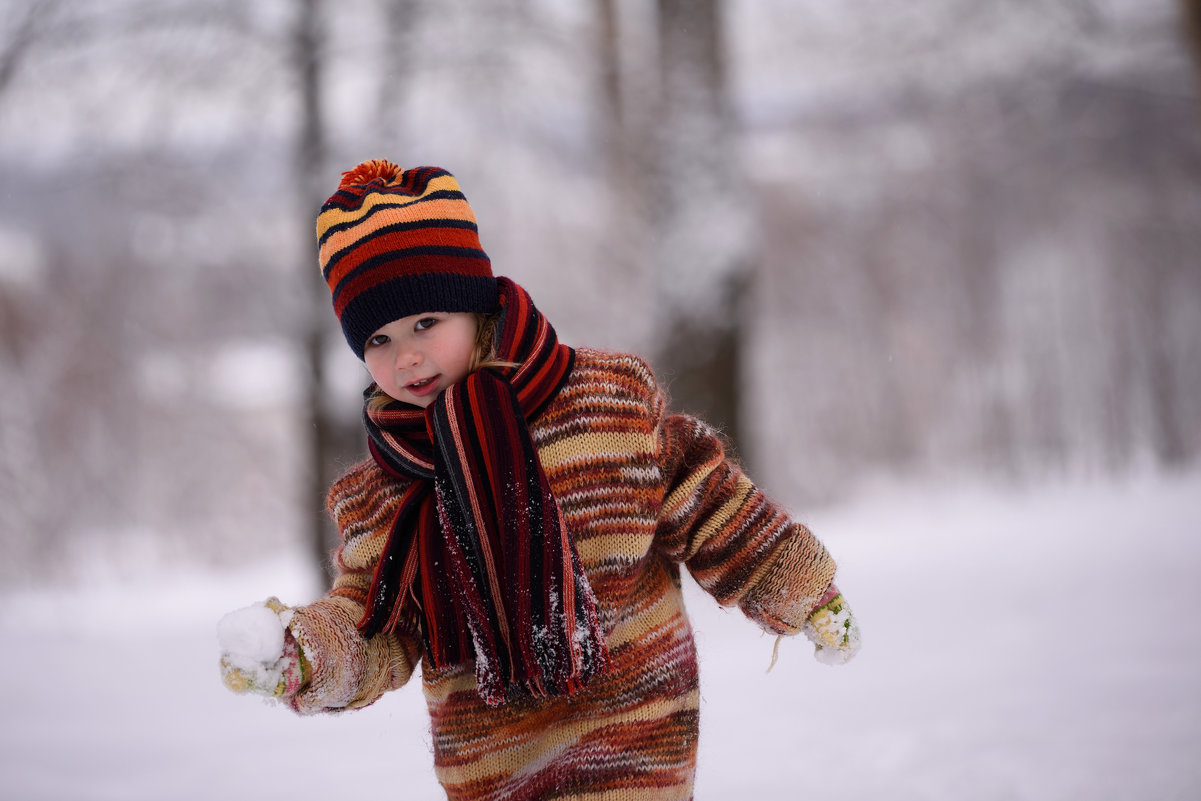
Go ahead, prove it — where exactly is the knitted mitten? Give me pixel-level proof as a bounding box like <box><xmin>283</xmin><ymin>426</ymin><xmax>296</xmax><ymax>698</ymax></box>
<box><xmin>801</xmin><ymin>586</ymin><xmax>861</xmax><ymax>665</ymax></box>
<box><xmin>218</xmin><ymin>597</ymin><xmax>308</xmax><ymax>698</ymax></box>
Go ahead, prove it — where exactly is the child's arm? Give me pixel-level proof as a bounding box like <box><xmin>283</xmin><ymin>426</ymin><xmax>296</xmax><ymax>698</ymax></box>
<box><xmin>653</xmin><ymin>412</ymin><xmax>859</xmax><ymax>662</ymax></box>
<box><xmin>219</xmin><ymin>460</ymin><xmax>423</xmax><ymax>713</ymax></box>
<box><xmin>284</xmin><ymin>591</ymin><xmax>421</xmax><ymax>714</ymax></box>
<box><xmin>219</xmin><ymin>591</ymin><xmax>419</xmax><ymax>714</ymax></box>
<box><xmin>284</xmin><ymin>459</ymin><xmax>424</xmax><ymax>714</ymax></box>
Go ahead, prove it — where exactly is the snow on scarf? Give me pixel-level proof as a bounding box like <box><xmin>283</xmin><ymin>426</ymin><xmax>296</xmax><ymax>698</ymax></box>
<box><xmin>358</xmin><ymin>278</ymin><xmax>609</xmax><ymax>705</ymax></box>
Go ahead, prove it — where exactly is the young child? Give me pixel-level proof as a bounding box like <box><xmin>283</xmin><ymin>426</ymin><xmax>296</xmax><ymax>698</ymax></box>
<box><xmin>218</xmin><ymin>160</ymin><xmax>860</xmax><ymax>800</ymax></box>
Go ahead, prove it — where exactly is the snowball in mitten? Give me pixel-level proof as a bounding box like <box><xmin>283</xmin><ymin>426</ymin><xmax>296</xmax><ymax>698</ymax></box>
<box><xmin>801</xmin><ymin>586</ymin><xmax>861</xmax><ymax>665</ymax></box>
<box><xmin>218</xmin><ymin>597</ymin><xmax>307</xmax><ymax>698</ymax></box>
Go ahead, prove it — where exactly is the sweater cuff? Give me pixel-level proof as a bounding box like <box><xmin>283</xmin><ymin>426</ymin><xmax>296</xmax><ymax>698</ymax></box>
<box><xmin>738</xmin><ymin>524</ymin><xmax>837</xmax><ymax>636</ymax></box>
<box><xmin>287</xmin><ymin>595</ymin><xmax>419</xmax><ymax>716</ymax></box>
<box><xmin>286</xmin><ymin>596</ymin><xmax>371</xmax><ymax>714</ymax></box>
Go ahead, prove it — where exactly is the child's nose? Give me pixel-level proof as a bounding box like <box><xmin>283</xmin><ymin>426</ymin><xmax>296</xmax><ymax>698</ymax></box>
<box><xmin>395</xmin><ymin>346</ymin><xmax>422</xmax><ymax>369</ymax></box>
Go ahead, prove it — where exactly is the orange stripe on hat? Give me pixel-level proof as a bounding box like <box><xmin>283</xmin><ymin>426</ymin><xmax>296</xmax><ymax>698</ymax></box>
<box><xmin>315</xmin><ymin>161</ymin><xmax>498</xmax><ymax>359</ymax></box>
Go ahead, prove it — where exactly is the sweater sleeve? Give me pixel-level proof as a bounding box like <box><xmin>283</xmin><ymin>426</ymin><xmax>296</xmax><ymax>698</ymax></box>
<box><xmin>286</xmin><ymin>459</ymin><xmax>422</xmax><ymax>715</ymax></box>
<box><xmin>653</xmin><ymin>412</ymin><xmax>838</xmax><ymax>635</ymax></box>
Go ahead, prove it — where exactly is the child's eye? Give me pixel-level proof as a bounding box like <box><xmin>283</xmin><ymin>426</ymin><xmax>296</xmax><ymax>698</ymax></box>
<box><xmin>366</xmin><ymin>334</ymin><xmax>389</xmax><ymax>348</ymax></box>
<box><xmin>415</xmin><ymin>317</ymin><xmax>439</xmax><ymax>332</ymax></box>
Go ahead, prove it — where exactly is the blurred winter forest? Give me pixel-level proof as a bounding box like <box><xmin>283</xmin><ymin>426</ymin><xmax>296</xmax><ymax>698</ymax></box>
<box><xmin>1</xmin><ymin>0</ymin><xmax>1199</xmax><ymax>587</ymax></box>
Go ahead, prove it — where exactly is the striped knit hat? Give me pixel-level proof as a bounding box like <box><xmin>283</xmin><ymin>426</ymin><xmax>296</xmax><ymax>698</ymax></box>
<box><xmin>316</xmin><ymin>160</ymin><xmax>499</xmax><ymax>359</ymax></box>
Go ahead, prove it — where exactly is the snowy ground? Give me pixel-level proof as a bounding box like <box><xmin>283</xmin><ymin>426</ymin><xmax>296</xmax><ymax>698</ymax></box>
<box><xmin>2</xmin><ymin>472</ymin><xmax>1199</xmax><ymax>800</ymax></box>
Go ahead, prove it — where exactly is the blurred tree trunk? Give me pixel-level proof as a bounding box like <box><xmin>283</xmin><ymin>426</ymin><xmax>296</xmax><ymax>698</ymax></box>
<box><xmin>1184</xmin><ymin>0</ymin><xmax>1201</xmax><ymax>98</ymax></box>
<box><xmin>598</xmin><ymin>0</ymin><xmax>621</xmax><ymax>127</ymax></box>
<box><xmin>652</xmin><ymin>0</ymin><xmax>751</xmax><ymax>458</ymax></box>
<box><xmin>595</xmin><ymin>0</ymin><xmax>656</xmax><ymax>350</ymax></box>
<box><xmin>597</xmin><ymin>0</ymin><xmax>629</xmax><ymax>180</ymax></box>
<box><xmin>293</xmin><ymin>0</ymin><xmax>343</xmax><ymax>584</ymax></box>
<box><xmin>1173</xmin><ymin>0</ymin><xmax>1201</xmax><ymax>460</ymax></box>
<box><xmin>376</xmin><ymin>0</ymin><xmax>423</xmax><ymax>142</ymax></box>
<box><xmin>0</xmin><ymin>1</ymin><xmax>53</xmax><ymax>357</ymax></box>
<box><xmin>1139</xmin><ymin>211</ymin><xmax>1188</xmax><ymax>467</ymax></box>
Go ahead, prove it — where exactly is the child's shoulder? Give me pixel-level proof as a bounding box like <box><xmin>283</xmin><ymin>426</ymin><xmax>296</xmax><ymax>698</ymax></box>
<box><xmin>569</xmin><ymin>347</ymin><xmax>661</xmax><ymax>402</ymax></box>
<box><xmin>325</xmin><ymin>458</ymin><xmax>409</xmax><ymax>526</ymax></box>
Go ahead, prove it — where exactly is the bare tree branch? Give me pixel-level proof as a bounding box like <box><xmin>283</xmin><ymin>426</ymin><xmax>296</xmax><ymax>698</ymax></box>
<box><xmin>0</xmin><ymin>0</ymin><xmax>57</xmax><ymax>96</ymax></box>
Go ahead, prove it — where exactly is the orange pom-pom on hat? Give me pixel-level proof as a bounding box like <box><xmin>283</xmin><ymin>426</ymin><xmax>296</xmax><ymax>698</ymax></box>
<box><xmin>337</xmin><ymin>158</ymin><xmax>403</xmax><ymax>189</ymax></box>
<box><xmin>316</xmin><ymin>161</ymin><xmax>497</xmax><ymax>359</ymax></box>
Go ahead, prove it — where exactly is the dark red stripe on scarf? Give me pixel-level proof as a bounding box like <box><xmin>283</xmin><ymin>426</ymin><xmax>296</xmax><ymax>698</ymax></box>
<box><xmin>359</xmin><ymin>278</ymin><xmax>608</xmax><ymax>705</ymax></box>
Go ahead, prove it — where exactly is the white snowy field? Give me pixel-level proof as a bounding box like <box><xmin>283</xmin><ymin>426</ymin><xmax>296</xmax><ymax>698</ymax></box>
<box><xmin>2</xmin><ymin>472</ymin><xmax>1199</xmax><ymax>801</ymax></box>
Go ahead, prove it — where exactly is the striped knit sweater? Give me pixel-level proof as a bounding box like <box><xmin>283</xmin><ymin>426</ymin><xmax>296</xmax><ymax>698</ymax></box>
<box><xmin>287</xmin><ymin>348</ymin><xmax>840</xmax><ymax>800</ymax></box>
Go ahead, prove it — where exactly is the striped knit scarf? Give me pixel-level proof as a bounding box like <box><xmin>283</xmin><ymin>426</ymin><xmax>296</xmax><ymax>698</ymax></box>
<box><xmin>359</xmin><ymin>278</ymin><xmax>609</xmax><ymax>706</ymax></box>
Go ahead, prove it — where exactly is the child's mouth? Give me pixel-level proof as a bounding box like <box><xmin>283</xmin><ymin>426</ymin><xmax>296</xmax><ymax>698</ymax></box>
<box><xmin>407</xmin><ymin>376</ymin><xmax>439</xmax><ymax>394</ymax></box>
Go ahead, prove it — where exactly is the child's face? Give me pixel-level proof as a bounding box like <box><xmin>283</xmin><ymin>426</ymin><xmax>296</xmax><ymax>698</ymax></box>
<box><xmin>363</xmin><ymin>312</ymin><xmax>479</xmax><ymax>407</ymax></box>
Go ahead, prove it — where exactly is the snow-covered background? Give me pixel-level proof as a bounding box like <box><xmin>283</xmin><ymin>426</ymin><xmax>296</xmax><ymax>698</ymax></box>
<box><xmin>1</xmin><ymin>2</ymin><xmax>1199</xmax><ymax>798</ymax></box>
<box><xmin>3</xmin><ymin>471</ymin><xmax>1198</xmax><ymax>800</ymax></box>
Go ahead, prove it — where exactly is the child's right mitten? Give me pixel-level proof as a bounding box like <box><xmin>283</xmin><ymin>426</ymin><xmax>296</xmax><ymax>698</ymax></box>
<box><xmin>801</xmin><ymin>585</ymin><xmax>861</xmax><ymax>665</ymax></box>
<box><xmin>218</xmin><ymin>597</ymin><xmax>308</xmax><ymax>698</ymax></box>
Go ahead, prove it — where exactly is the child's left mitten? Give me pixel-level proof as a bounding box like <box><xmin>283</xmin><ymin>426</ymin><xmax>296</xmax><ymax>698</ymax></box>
<box><xmin>802</xmin><ymin>585</ymin><xmax>861</xmax><ymax>665</ymax></box>
<box><xmin>218</xmin><ymin>597</ymin><xmax>308</xmax><ymax>698</ymax></box>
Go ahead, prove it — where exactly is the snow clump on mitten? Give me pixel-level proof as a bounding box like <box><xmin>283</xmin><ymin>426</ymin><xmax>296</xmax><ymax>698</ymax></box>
<box><xmin>218</xmin><ymin>601</ymin><xmax>286</xmax><ymax>671</ymax></box>
<box><xmin>802</xmin><ymin>590</ymin><xmax>861</xmax><ymax>666</ymax></box>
